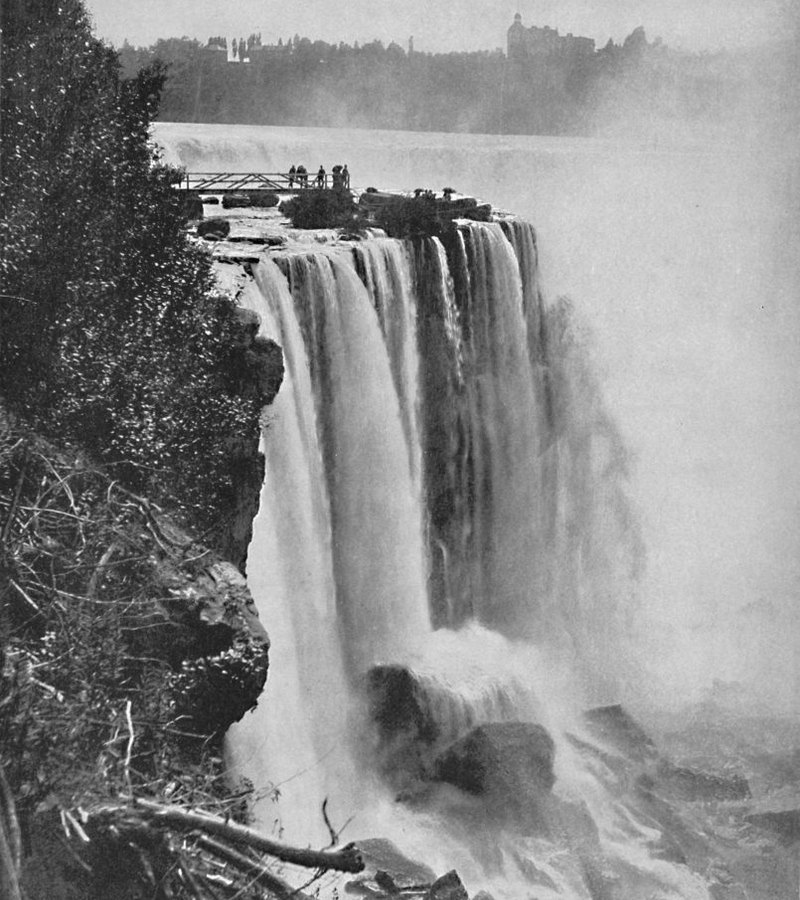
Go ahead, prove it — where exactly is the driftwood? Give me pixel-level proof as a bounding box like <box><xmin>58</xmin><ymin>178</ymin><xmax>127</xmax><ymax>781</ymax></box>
<box><xmin>0</xmin><ymin>764</ymin><xmax>22</xmax><ymax>900</ymax></box>
<box><xmin>50</xmin><ymin>796</ymin><xmax>366</xmax><ymax>899</ymax></box>
<box><xmin>197</xmin><ymin>834</ymin><xmax>315</xmax><ymax>900</ymax></box>
<box><xmin>131</xmin><ymin>798</ymin><xmax>364</xmax><ymax>873</ymax></box>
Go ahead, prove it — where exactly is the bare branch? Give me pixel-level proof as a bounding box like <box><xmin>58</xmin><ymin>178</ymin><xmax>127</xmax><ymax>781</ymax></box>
<box><xmin>197</xmin><ymin>834</ymin><xmax>316</xmax><ymax>900</ymax></box>
<box><xmin>124</xmin><ymin>700</ymin><xmax>135</xmax><ymax>797</ymax></box>
<box><xmin>127</xmin><ymin>799</ymin><xmax>364</xmax><ymax>873</ymax></box>
<box><xmin>0</xmin><ymin>765</ymin><xmax>22</xmax><ymax>874</ymax></box>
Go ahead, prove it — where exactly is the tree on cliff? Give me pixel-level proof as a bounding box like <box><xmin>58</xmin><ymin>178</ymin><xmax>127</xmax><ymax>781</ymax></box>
<box><xmin>0</xmin><ymin>5</ymin><xmax>311</xmax><ymax>895</ymax></box>
<box><xmin>0</xmin><ymin>0</ymin><xmax>262</xmax><ymax>532</ymax></box>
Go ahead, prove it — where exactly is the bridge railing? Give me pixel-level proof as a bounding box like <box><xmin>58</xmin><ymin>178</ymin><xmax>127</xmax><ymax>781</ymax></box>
<box><xmin>180</xmin><ymin>172</ymin><xmax>348</xmax><ymax>192</ymax></box>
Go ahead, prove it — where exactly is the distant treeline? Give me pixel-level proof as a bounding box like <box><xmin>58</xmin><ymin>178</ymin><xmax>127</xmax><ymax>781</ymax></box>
<box><xmin>117</xmin><ymin>30</ymin><xmax>789</xmax><ymax>135</ymax></box>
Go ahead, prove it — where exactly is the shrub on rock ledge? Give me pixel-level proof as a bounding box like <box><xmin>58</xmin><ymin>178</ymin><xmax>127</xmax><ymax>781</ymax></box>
<box><xmin>282</xmin><ymin>188</ymin><xmax>361</xmax><ymax>230</ymax></box>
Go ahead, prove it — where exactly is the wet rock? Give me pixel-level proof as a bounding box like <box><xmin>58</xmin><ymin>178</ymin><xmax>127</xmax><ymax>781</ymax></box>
<box><xmin>746</xmin><ymin>802</ymin><xmax>800</xmax><ymax>841</ymax></box>
<box><xmin>149</xmin><ymin>540</ymin><xmax>269</xmax><ymax>736</ymax></box>
<box><xmin>346</xmin><ymin>838</ymin><xmax>436</xmax><ymax>896</ymax></box>
<box><xmin>228</xmin><ymin>308</ymin><xmax>284</xmax><ymax>406</ymax></box>
<box><xmin>374</xmin><ymin>871</ymin><xmax>400</xmax><ymax>893</ymax></box>
<box><xmin>364</xmin><ymin>665</ymin><xmax>441</xmax><ymax>785</ymax></box>
<box><xmin>427</xmin><ymin>870</ymin><xmax>468</xmax><ymax>900</ymax></box>
<box><xmin>653</xmin><ymin>760</ymin><xmax>750</xmax><ymax>802</ymax></box>
<box><xmin>222</xmin><ymin>193</ymin><xmax>251</xmax><ymax>209</ymax></box>
<box><xmin>366</xmin><ymin>666</ymin><xmax>440</xmax><ymax>745</ymax></box>
<box><xmin>709</xmin><ymin>884</ymin><xmax>749</xmax><ymax>900</ymax></box>
<box><xmin>431</xmin><ymin>721</ymin><xmax>555</xmax><ymax>817</ymax></box>
<box><xmin>197</xmin><ymin>217</ymin><xmax>231</xmax><ymax>239</ymax></box>
<box><xmin>583</xmin><ymin>705</ymin><xmax>658</xmax><ymax>763</ymax></box>
<box><xmin>215</xmin><ymin>310</ymin><xmax>283</xmax><ymax>568</ymax></box>
<box><xmin>633</xmin><ymin>780</ymin><xmax>711</xmax><ymax>870</ymax></box>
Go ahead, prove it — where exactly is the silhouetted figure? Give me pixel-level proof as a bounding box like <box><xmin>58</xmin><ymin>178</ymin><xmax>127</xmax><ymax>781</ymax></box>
<box><xmin>288</xmin><ymin>164</ymin><xmax>296</xmax><ymax>188</ymax></box>
<box><xmin>297</xmin><ymin>165</ymin><xmax>307</xmax><ymax>187</ymax></box>
<box><xmin>332</xmin><ymin>165</ymin><xmax>343</xmax><ymax>189</ymax></box>
<box><xmin>343</xmin><ymin>164</ymin><xmax>350</xmax><ymax>189</ymax></box>
<box><xmin>316</xmin><ymin>166</ymin><xmax>326</xmax><ymax>188</ymax></box>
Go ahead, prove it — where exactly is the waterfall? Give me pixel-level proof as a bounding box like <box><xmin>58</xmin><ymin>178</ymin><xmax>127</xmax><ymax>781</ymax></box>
<box><xmin>227</xmin><ymin>221</ymin><xmax>685</xmax><ymax>897</ymax></box>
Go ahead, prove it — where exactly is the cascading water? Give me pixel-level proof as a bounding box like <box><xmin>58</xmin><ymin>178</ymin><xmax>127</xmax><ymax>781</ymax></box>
<box><xmin>225</xmin><ymin>219</ymin><xmax>711</xmax><ymax>899</ymax></box>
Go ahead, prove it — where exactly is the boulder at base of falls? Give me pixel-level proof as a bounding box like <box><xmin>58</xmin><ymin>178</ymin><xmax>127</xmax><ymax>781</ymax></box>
<box><xmin>581</xmin><ymin>704</ymin><xmax>750</xmax><ymax>803</ymax></box>
<box><xmin>427</xmin><ymin>870</ymin><xmax>469</xmax><ymax>900</ymax></box>
<box><xmin>431</xmin><ymin>722</ymin><xmax>555</xmax><ymax>819</ymax></box>
<box><xmin>582</xmin><ymin>704</ymin><xmax>658</xmax><ymax>763</ymax></box>
<box><xmin>345</xmin><ymin>838</ymin><xmax>436</xmax><ymax>896</ymax></box>
<box><xmin>745</xmin><ymin>794</ymin><xmax>800</xmax><ymax>841</ymax></box>
<box><xmin>363</xmin><ymin>664</ymin><xmax>440</xmax><ymax>785</ymax></box>
<box><xmin>651</xmin><ymin>760</ymin><xmax>751</xmax><ymax>802</ymax></box>
<box><xmin>365</xmin><ymin>665</ymin><xmax>438</xmax><ymax>742</ymax></box>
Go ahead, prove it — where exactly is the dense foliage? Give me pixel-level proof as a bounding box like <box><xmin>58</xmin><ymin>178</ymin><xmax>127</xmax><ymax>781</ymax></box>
<box><xmin>0</xmin><ymin>0</ymin><xmax>262</xmax><ymax>531</ymax></box>
<box><xmin>281</xmin><ymin>188</ymin><xmax>361</xmax><ymax>230</ymax></box>
<box><xmin>0</xmin><ymin>414</ymin><xmax>267</xmax><ymax>896</ymax></box>
<box><xmin>114</xmin><ymin>30</ymin><xmax>776</xmax><ymax>135</ymax></box>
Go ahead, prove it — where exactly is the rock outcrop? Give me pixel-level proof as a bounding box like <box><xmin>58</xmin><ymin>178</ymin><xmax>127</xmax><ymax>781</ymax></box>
<box><xmin>431</xmin><ymin>721</ymin><xmax>556</xmax><ymax>829</ymax></box>
<box><xmin>346</xmin><ymin>837</ymin><xmax>437</xmax><ymax>896</ymax></box>
<box><xmin>197</xmin><ymin>216</ymin><xmax>231</xmax><ymax>239</ymax></box>
<box><xmin>216</xmin><ymin>306</ymin><xmax>284</xmax><ymax>569</ymax></box>
<box><xmin>0</xmin><ymin>411</ymin><xmax>272</xmax><ymax>898</ymax></box>
<box><xmin>364</xmin><ymin>664</ymin><xmax>441</xmax><ymax>785</ymax></box>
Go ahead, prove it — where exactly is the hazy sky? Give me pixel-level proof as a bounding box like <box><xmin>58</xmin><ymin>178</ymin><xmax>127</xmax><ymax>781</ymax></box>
<box><xmin>84</xmin><ymin>0</ymin><xmax>787</xmax><ymax>54</ymax></box>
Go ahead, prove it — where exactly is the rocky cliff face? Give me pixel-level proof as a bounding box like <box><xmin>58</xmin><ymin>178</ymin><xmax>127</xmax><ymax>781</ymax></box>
<box><xmin>215</xmin><ymin>303</ymin><xmax>284</xmax><ymax>570</ymax></box>
<box><xmin>0</xmin><ymin>313</ymin><xmax>280</xmax><ymax>896</ymax></box>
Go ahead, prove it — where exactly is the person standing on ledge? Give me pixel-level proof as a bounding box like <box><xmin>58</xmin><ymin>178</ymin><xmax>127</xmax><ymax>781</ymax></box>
<box><xmin>343</xmin><ymin>164</ymin><xmax>350</xmax><ymax>189</ymax></box>
<box><xmin>316</xmin><ymin>165</ymin><xmax>326</xmax><ymax>188</ymax></box>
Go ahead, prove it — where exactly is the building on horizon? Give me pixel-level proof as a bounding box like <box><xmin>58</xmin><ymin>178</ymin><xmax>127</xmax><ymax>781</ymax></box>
<box><xmin>507</xmin><ymin>12</ymin><xmax>595</xmax><ymax>60</ymax></box>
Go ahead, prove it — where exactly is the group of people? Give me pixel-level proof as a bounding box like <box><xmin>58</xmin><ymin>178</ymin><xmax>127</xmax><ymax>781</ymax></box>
<box><xmin>287</xmin><ymin>164</ymin><xmax>350</xmax><ymax>190</ymax></box>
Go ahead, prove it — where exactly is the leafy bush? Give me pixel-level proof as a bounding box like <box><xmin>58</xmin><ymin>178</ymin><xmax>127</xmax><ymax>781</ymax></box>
<box><xmin>0</xmin><ymin>0</ymin><xmax>263</xmax><ymax>531</ymax></box>
<box><xmin>373</xmin><ymin>195</ymin><xmax>446</xmax><ymax>239</ymax></box>
<box><xmin>245</xmin><ymin>190</ymin><xmax>280</xmax><ymax>208</ymax></box>
<box><xmin>222</xmin><ymin>193</ymin><xmax>251</xmax><ymax>208</ymax></box>
<box><xmin>282</xmin><ymin>188</ymin><xmax>361</xmax><ymax>229</ymax></box>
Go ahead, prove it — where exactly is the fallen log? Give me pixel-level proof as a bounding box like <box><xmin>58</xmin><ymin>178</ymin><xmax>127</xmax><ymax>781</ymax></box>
<box><xmin>0</xmin><ymin>765</ymin><xmax>22</xmax><ymax>900</ymax></box>
<box><xmin>132</xmin><ymin>798</ymin><xmax>364</xmax><ymax>873</ymax></box>
<box><xmin>197</xmin><ymin>834</ymin><xmax>316</xmax><ymax>900</ymax></box>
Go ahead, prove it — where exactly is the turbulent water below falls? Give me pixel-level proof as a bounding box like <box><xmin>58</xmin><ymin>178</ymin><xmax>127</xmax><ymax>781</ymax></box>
<box><xmin>223</xmin><ymin>220</ymin><xmax>725</xmax><ymax>900</ymax></box>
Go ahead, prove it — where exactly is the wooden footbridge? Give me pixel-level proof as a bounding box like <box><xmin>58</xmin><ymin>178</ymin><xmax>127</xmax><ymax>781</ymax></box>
<box><xmin>180</xmin><ymin>171</ymin><xmax>348</xmax><ymax>192</ymax></box>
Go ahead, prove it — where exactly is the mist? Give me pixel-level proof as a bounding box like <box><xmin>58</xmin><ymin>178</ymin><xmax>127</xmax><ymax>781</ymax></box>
<box><xmin>157</xmin><ymin>107</ymin><xmax>800</xmax><ymax>726</ymax></box>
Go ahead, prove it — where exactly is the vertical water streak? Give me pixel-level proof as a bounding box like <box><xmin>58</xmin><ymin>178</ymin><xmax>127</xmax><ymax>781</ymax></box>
<box><xmin>277</xmin><ymin>250</ymin><xmax>431</xmax><ymax>671</ymax></box>
<box><xmin>353</xmin><ymin>240</ymin><xmax>422</xmax><ymax>489</ymax></box>
<box><xmin>412</xmin><ymin>236</ymin><xmax>471</xmax><ymax>627</ymax></box>
<box><xmin>420</xmin><ymin>223</ymin><xmax>545</xmax><ymax>634</ymax></box>
<box><xmin>226</xmin><ymin>262</ymin><xmax>353</xmax><ymax>845</ymax></box>
<box><xmin>468</xmin><ymin>223</ymin><xmax>546</xmax><ymax>632</ymax></box>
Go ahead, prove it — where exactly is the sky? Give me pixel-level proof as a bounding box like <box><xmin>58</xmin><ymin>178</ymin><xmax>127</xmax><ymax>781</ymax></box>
<box><xmin>84</xmin><ymin>0</ymin><xmax>790</xmax><ymax>55</ymax></box>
